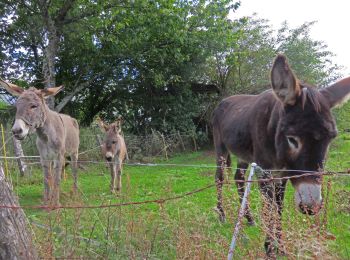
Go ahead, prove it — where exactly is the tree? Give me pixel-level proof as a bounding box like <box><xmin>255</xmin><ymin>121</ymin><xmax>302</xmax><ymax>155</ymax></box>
<box><xmin>57</xmin><ymin>0</ymin><xmax>241</xmax><ymax>131</ymax></box>
<box><xmin>0</xmin><ymin>3</ymin><xmax>343</xmax><ymax>134</ymax></box>
<box><xmin>276</xmin><ymin>21</ymin><xmax>343</xmax><ymax>87</ymax></box>
<box><xmin>205</xmin><ymin>15</ymin><xmax>343</xmax><ymax>98</ymax></box>
<box><xmin>0</xmin><ymin>0</ymin><xmax>118</xmax><ymax>109</ymax></box>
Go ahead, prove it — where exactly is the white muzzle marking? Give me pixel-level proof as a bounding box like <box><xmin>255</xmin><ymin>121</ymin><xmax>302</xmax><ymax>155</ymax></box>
<box><xmin>12</xmin><ymin>119</ymin><xmax>30</xmax><ymax>139</ymax></box>
<box><xmin>295</xmin><ymin>183</ymin><xmax>322</xmax><ymax>214</ymax></box>
<box><xmin>105</xmin><ymin>151</ymin><xmax>114</xmax><ymax>159</ymax></box>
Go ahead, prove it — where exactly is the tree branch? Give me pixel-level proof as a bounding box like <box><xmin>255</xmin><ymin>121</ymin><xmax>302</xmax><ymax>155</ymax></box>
<box><xmin>55</xmin><ymin>78</ymin><xmax>90</xmax><ymax>112</ymax></box>
<box><xmin>54</xmin><ymin>0</ymin><xmax>76</xmax><ymax>25</ymax></box>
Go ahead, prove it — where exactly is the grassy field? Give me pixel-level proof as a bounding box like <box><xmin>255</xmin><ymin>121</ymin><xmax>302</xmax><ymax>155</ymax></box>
<box><xmin>5</xmin><ymin>142</ymin><xmax>349</xmax><ymax>259</ymax></box>
<box><xmin>2</xmin><ymin>103</ymin><xmax>349</xmax><ymax>259</ymax></box>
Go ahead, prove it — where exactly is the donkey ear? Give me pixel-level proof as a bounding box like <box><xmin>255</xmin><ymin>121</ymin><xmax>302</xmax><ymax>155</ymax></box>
<box><xmin>271</xmin><ymin>54</ymin><xmax>301</xmax><ymax>105</ymax></box>
<box><xmin>115</xmin><ymin>117</ymin><xmax>122</xmax><ymax>127</ymax></box>
<box><xmin>0</xmin><ymin>78</ymin><xmax>24</xmax><ymax>96</ymax></box>
<box><xmin>320</xmin><ymin>77</ymin><xmax>350</xmax><ymax>109</ymax></box>
<box><xmin>41</xmin><ymin>86</ymin><xmax>64</xmax><ymax>98</ymax></box>
<box><xmin>111</xmin><ymin>124</ymin><xmax>121</xmax><ymax>134</ymax></box>
<box><xmin>96</xmin><ymin>117</ymin><xmax>109</xmax><ymax>132</ymax></box>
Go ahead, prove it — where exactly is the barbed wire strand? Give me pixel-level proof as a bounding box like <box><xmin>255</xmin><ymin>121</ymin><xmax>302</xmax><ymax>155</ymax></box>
<box><xmin>0</xmin><ymin>155</ymin><xmax>349</xmax><ymax>179</ymax></box>
<box><xmin>0</xmin><ymin>182</ymin><xmax>217</xmax><ymax>210</ymax></box>
<box><xmin>0</xmin><ymin>171</ymin><xmax>348</xmax><ymax>211</ymax></box>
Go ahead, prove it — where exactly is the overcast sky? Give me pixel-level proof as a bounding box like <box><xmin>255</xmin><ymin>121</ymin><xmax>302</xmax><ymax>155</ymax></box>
<box><xmin>232</xmin><ymin>0</ymin><xmax>350</xmax><ymax>77</ymax></box>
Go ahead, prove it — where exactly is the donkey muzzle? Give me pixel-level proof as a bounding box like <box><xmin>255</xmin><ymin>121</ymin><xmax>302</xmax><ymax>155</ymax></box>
<box><xmin>105</xmin><ymin>152</ymin><xmax>114</xmax><ymax>161</ymax></box>
<box><xmin>12</xmin><ymin>119</ymin><xmax>29</xmax><ymax>140</ymax></box>
<box><xmin>294</xmin><ymin>182</ymin><xmax>322</xmax><ymax>215</ymax></box>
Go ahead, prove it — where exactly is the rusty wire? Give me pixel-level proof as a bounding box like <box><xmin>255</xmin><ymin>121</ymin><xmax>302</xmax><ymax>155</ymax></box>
<box><xmin>0</xmin><ymin>169</ymin><xmax>348</xmax><ymax>211</ymax></box>
<box><xmin>0</xmin><ymin>182</ymin><xmax>217</xmax><ymax>210</ymax></box>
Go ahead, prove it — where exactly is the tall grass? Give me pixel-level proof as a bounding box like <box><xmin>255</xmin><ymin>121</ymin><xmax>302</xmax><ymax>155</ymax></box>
<box><xmin>7</xmin><ymin>148</ymin><xmax>350</xmax><ymax>259</ymax></box>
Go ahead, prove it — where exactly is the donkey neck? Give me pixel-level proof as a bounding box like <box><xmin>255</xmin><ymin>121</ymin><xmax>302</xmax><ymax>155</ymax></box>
<box><xmin>36</xmin><ymin>109</ymin><xmax>61</xmax><ymax>142</ymax></box>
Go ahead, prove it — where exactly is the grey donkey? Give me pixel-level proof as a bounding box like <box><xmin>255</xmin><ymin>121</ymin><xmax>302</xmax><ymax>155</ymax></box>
<box><xmin>97</xmin><ymin>118</ymin><xmax>127</xmax><ymax>193</ymax></box>
<box><xmin>0</xmin><ymin>79</ymin><xmax>80</xmax><ymax>206</ymax></box>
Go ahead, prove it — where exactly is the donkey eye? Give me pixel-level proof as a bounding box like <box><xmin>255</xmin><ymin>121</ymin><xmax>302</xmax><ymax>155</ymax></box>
<box><xmin>287</xmin><ymin>135</ymin><xmax>299</xmax><ymax>150</ymax></box>
<box><xmin>112</xmin><ymin>140</ymin><xmax>117</xmax><ymax>144</ymax></box>
<box><xmin>31</xmin><ymin>104</ymin><xmax>38</xmax><ymax>109</ymax></box>
<box><xmin>313</xmin><ymin>133</ymin><xmax>321</xmax><ymax>140</ymax></box>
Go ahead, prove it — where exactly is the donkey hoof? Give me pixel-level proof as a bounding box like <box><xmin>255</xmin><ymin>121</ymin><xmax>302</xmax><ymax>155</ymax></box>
<box><xmin>213</xmin><ymin>207</ymin><xmax>226</xmax><ymax>222</ymax></box>
<box><xmin>219</xmin><ymin>215</ymin><xmax>226</xmax><ymax>223</ymax></box>
<box><xmin>277</xmin><ymin>246</ymin><xmax>287</xmax><ymax>256</ymax></box>
<box><xmin>111</xmin><ymin>188</ymin><xmax>120</xmax><ymax>194</ymax></box>
<box><xmin>247</xmin><ymin>220</ymin><xmax>256</xmax><ymax>226</ymax></box>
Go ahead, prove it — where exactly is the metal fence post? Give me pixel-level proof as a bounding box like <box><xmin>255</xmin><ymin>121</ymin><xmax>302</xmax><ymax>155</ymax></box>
<box><xmin>227</xmin><ymin>162</ymin><xmax>257</xmax><ymax>260</ymax></box>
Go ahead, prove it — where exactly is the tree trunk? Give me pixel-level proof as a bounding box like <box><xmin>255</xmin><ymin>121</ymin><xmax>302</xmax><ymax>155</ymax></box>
<box><xmin>40</xmin><ymin>0</ymin><xmax>77</xmax><ymax>110</ymax></box>
<box><xmin>40</xmin><ymin>1</ymin><xmax>59</xmax><ymax>110</ymax></box>
<box><xmin>42</xmin><ymin>20</ymin><xmax>58</xmax><ymax>110</ymax></box>
<box><xmin>0</xmin><ymin>165</ymin><xmax>38</xmax><ymax>259</ymax></box>
<box><xmin>55</xmin><ymin>80</ymin><xmax>90</xmax><ymax>112</ymax></box>
<box><xmin>95</xmin><ymin>134</ymin><xmax>109</xmax><ymax>170</ymax></box>
<box><xmin>12</xmin><ymin>137</ymin><xmax>27</xmax><ymax>176</ymax></box>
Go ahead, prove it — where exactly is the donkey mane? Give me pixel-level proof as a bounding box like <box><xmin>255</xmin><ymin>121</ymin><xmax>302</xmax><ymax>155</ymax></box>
<box><xmin>299</xmin><ymin>84</ymin><xmax>327</xmax><ymax>112</ymax></box>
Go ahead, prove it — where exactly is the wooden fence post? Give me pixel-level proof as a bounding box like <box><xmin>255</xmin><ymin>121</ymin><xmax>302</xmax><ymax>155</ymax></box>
<box><xmin>12</xmin><ymin>137</ymin><xmax>27</xmax><ymax>176</ymax></box>
<box><xmin>0</xmin><ymin>165</ymin><xmax>38</xmax><ymax>259</ymax></box>
<box><xmin>159</xmin><ymin>132</ymin><xmax>168</xmax><ymax>160</ymax></box>
<box><xmin>177</xmin><ymin>131</ymin><xmax>186</xmax><ymax>151</ymax></box>
<box><xmin>95</xmin><ymin>134</ymin><xmax>103</xmax><ymax>154</ymax></box>
<box><xmin>192</xmin><ymin>133</ymin><xmax>197</xmax><ymax>151</ymax></box>
<box><xmin>95</xmin><ymin>134</ymin><xmax>109</xmax><ymax>171</ymax></box>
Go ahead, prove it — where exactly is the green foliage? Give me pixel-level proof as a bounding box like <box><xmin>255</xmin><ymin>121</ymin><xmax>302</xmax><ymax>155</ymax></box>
<box><xmin>0</xmin><ymin>101</ymin><xmax>14</xmax><ymax>126</ymax></box>
<box><xmin>332</xmin><ymin>99</ymin><xmax>350</xmax><ymax>132</ymax></box>
<box><xmin>0</xmin><ymin>2</ymin><xmax>344</xmax><ymax>134</ymax></box>
<box><xmin>207</xmin><ymin>15</ymin><xmax>343</xmax><ymax>98</ymax></box>
<box><xmin>276</xmin><ymin>21</ymin><xmax>343</xmax><ymax>87</ymax></box>
<box><xmin>0</xmin><ymin>100</ymin><xmax>9</xmax><ymax>109</ymax></box>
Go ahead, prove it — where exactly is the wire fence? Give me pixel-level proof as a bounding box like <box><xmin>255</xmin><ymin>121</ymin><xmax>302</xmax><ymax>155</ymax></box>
<box><xmin>0</xmin><ymin>127</ymin><xmax>349</xmax><ymax>258</ymax></box>
<box><xmin>0</xmin><ymin>155</ymin><xmax>349</xmax><ymax>210</ymax></box>
<box><xmin>1</xmin><ymin>158</ymin><xmax>349</xmax><ymax>258</ymax></box>
<box><xmin>1</xmin><ymin>159</ymin><xmax>348</xmax><ymax>258</ymax></box>
<box><xmin>0</xmin><ymin>126</ymin><xmax>203</xmax><ymax>161</ymax></box>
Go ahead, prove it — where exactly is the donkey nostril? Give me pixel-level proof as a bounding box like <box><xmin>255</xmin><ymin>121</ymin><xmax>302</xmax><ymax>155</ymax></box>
<box><xmin>12</xmin><ymin>128</ymin><xmax>23</xmax><ymax>135</ymax></box>
<box><xmin>299</xmin><ymin>204</ymin><xmax>316</xmax><ymax>215</ymax></box>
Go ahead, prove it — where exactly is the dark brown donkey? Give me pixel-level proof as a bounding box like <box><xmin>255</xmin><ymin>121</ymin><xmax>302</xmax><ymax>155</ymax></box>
<box><xmin>212</xmin><ymin>54</ymin><xmax>350</xmax><ymax>256</ymax></box>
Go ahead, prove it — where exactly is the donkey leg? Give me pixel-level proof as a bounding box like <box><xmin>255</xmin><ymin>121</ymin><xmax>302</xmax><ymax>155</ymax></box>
<box><xmin>215</xmin><ymin>153</ymin><xmax>227</xmax><ymax>222</ymax></box>
<box><xmin>110</xmin><ymin>164</ymin><xmax>116</xmax><ymax>193</ymax></box>
<box><xmin>42</xmin><ymin>160</ymin><xmax>51</xmax><ymax>204</ymax></box>
<box><xmin>234</xmin><ymin>161</ymin><xmax>255</xmax><ymax>225</ymax></box>
<box><xmin>225</xmin><ymin>154</ymin><xmax>232</xmax><ymax>180</ymax></box>
<box><xmin>116</xmin><ymin>167</ymin><xmax>122</xmax><ymax>192</ymax></box>
<box><xmin>116</xmin><ymin>158</ymin><xmax>122</xmax><ymax>191</ymax></box>
<box><xmin>52</xmin><ymin>156</ymin><xmax>64</xmax><ymax>206</ymax></box>
<box><xmin>260</xmin><ymin>181</ymin><xmax>277</xmax><ymax>258</ymax></box>
<box><xmin>70</xmin><ymin>152</ymin><xmax>79</xmax><ymax>193</ymax></box>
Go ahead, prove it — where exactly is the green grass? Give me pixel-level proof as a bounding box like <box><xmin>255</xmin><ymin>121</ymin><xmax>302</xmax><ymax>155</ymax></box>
<box><xmin>6</xmin><ymin>144</ymin><xmax>350</xmax><ymax>259</ymax></box>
